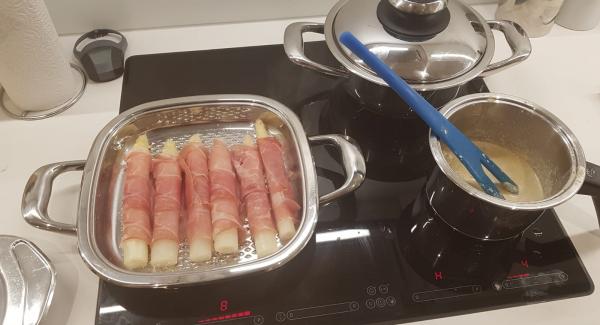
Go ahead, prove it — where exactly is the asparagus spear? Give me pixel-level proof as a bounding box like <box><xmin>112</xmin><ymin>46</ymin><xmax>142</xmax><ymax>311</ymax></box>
<box><xmin>210</xmin><ymin>138</ymin><xmax>241</xmax><ymax>255</ymax></box>
<box><xmin>255</xmin><ymin>119</ymin><xmax>297</xmax><ymax>242</ymax></box>
<box><xmin>185</xmin><ymin>135</ymin><xmax>213</xmax><ymax>262</ymax></box>
<box><xmin>150</xmin><ymin>139</ymin><xmax>180</xmax><ymax>267</ymax></box>
<box><xmin>122</xmin><ymin>134</ymin><xmax>151</xmax><ymax>270</ymax></box>
<box><xmin>241</xmin><ymin>135</ymin><xmax>278</xmax><ymax>257</ymax></box>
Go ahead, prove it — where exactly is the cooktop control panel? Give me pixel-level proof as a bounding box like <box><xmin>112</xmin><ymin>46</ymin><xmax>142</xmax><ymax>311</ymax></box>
<box><xmin>97</xmin><ymin>209</ymin><xmax>591</xmax><ymax>325</ymax></box>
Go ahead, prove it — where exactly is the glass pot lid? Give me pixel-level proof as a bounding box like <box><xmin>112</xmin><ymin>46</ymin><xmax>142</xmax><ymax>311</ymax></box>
<box><xmin>324</xmin><ymin>0</ymin><xmax>495</xmax><ymax>91</ymax></box>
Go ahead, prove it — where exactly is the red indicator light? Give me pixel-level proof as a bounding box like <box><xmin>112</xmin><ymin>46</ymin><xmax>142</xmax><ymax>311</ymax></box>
<box><xmin>520</xmin><ymin>258</ymin><xmax>529</xmax><ymax>268</ymax></box>
<box><xmin>508</xmin><ymin>273</ymin><xmax>530</xmax><ymax>279</ymax></box>
<box><xmin>434</xmin><ymin>271</ymin><xmax>443</xmax><ymax>281</ymax></box>
<box><xmin>197</xmin><ymin>310</ymin><xmax>254</xmax><ymax>324</ymax></box>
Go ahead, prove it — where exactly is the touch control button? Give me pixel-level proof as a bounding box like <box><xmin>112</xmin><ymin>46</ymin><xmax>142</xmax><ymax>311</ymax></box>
<box><xmin>365</xmin><ymin>299</ymin><xmax>376</xmax><ymax>309</ymax></box>
<box><xmin>378</xmin><ymin>284</ymin><xmax>389</xmax><ymax>294</ymax></box>
<box><xmin>376</xmin><ymin>297</ymin><xmax>386</xmax><ymax>308</ymax></box>
<box><xmin>366</xmin><ymin>286</ymin><xmax>377</xmax><ymax>296</ymax></box>
<box><xmin>386</xmin><ymin>296</ymin><xmax>397</xmax><ymax>306</ymax></box>
<box><xmin>275</xmin><ymin>312</ymin><xmax>286</xmax><ymax>322</ymax></box>
<box><xmin>253</xmin><ymin>315</ymin><xmax>264</xmax><ymax>325</ymax></box>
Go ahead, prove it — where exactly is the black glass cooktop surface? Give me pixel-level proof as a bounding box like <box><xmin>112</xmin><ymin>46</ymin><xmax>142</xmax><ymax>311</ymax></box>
<box><xmin>96</xmin><ymin>42</ymin><xmax>594</xmax><ymax>325</ymax></box>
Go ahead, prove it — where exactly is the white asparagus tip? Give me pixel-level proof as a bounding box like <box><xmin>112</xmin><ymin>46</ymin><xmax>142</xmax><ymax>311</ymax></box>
<box><xmin>122</xmin><ymin>239</ymin><xmax>148</xmax><ymax>270</ymax></box>
<box><xmin>150</xmin><ymin>239</ymin><xmax>179</xmax><ymax>267</ymax></box>
<box><xmin>161</xmin><ymin>139</ymin><xmax>178</xmax><ymax>157</ymax></box>
<box><xmin>213</xmin><ymin>138</ymin><xmax>226</xmax><ymax>146</ymax></box>
<box><xmin>277</xmin><ymin>217</ymin><xmax>296</xmax><ymax>243</ymax></box>
<box><xmin>214</xmin><ymin>228</ymin><xmax>239</xmax><ymax>255</ymax></box>
<box><xmin>132</xmin><ymin>134</ymin><xmax>150</xmax><ymax>152</ymax></box>
<box><xmin>254</xmin><ymin>230</ymin><xmax>278</xmax><ymax>258</ymax></box>
<box><xmin>243</xmin><ymin>134</ymin><xmax>254</xmax><ymax>146</ymax></box>
<box><xmin>255</xmin><ymin>119</ymin><xmax>269</xmax><ymax>138</ymax></box>
<box><xmin>188</xmin><ymin>134</ymin><xmax>202</xmax><ymax>143</ymax></box>
<box><xmin>189</xmin><ymin>238</ymin><xmax>213</xmax><ymax>262</ymax></box>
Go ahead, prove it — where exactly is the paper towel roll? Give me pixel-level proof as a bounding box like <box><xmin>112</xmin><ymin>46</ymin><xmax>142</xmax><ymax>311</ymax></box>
<box><xmin>0</xmin><ymin>0</ymin><xmax>76</xmax><ymax>111</ymax></box>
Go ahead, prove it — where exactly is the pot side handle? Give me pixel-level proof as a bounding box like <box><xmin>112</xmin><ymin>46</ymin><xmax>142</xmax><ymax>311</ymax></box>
<box><xmin>21</xmin><ymin>160</ymin><xmax>85</xmax><ymax>235</ymax></box>
<box><xmin>308</xmin><ymin>135</ymin><xmax>366</xmax><ymax>206</ymax></box>
<box><xmin>578</xmin><ymin>161</ymin><xmax>600</xmax><ymax>227</ymax></box>
<box><xmin>480</xmin><ymin>20</ymin><xmax>532</xmax><ymax>78</ymax></box>
<box><xmin>284</xmin><ymin>22</ymin><xmax>350</xmax><ymax>78</ymax></box>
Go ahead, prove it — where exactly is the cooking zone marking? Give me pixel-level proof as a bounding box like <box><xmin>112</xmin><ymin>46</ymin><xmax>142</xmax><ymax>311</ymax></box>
<box><xmin>285</xmin><ymin>301</ymin><xmax>360</xmax><ymax>320</ymax></box>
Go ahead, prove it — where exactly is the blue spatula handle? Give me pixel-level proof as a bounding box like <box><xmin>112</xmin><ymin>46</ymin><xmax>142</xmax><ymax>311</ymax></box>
<box><xmin>339</xmin><ymin>32</ymin><xmax>504</xmax><ymax>198</ymax></box>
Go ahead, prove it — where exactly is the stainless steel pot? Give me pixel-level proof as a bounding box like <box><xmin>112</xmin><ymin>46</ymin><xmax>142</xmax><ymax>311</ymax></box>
<box><xmin>284</xmin><ymin>0</ymin><xmax>531</xmax><ymax>100</ymax></box>
<box><xmin>21</xmin><ymin>95</ymin><xmax>366</xmax><ymax>287</ymax></box>
<box><xmin>427</xmin><ymin>93</ymin><xmax>600</xmax><ymax>240</ymax></box>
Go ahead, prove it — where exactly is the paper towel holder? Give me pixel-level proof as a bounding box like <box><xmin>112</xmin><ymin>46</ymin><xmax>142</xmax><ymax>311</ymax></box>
<box><xmin>0</xmin><ymin>63</ymin><xmax>87</xmax><ymax>120</ymax></box>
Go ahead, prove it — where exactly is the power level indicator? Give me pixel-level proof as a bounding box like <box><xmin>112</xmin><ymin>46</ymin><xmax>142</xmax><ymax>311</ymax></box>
<box><xmin>197</xmin><ymin>311</ymin><xmax>253</xmax><ymax>324</ymax></box>
<box><xmin>220</xmin><ymin>299</ymin><xmax>229</xmax><ymax>312</ymax></box>
<box><xmin>503</xmin><ymin>271</ymin><xmax>568</xmax><ymax>289</ymax></box>
<box><xmin>413</xmin><ymin>285</ymin><xmax>482</xmax><ymax>302</ymax></box>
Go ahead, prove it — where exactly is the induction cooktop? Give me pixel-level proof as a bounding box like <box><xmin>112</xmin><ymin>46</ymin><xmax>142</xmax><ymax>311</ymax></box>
<box><xmin>95</xmin><ymin>41</ymin><xmax>594</xmax><ymax>325</ymax></box>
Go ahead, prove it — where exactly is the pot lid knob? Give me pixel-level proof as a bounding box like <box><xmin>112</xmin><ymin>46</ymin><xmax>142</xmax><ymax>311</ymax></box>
<box><xmin>377</xmin><ymin>0</ymin><xmax>450</xmax><ymax>40</ymax></box>
<box><xmin>388</xmin><ymin>0</ymin><xmax>447</xmax><ymax>15</ymax></box>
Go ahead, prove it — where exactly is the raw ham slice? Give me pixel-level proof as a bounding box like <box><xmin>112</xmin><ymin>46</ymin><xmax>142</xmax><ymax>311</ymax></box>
<box><xmin>121</xmin><ymin>135</ymin><xmax>152</xmax><ymax>270</ymax></box>
<box><xmin>209</xmin><ymin>139</ymin><xmax>242</xmax><ymax>254</ymax></box>
<box><xmin>255</xmin><ymin>119</ymin><xmax>301</xmax><ymax>242</ymax></box>
<box><xmin>178</xmin><ymin>135</ymin><xmax>213</xmax><ymax>262</ymax></box>
<box><xmin>150</xmin><ymin>139</ymin><xmax>182</xmax><ymax>267</ymax></box>
<box><xmin>232</xmin><ymin>136</ymin><xmax>278</xmax><ymax>257</ymax></box>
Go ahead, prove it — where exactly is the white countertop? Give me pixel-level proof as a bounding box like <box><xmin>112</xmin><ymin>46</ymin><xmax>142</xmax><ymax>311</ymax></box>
<box><xmin>1</xmin><ymin>5</ymin><xmax>599</xmax><ymax>325</ymax></box>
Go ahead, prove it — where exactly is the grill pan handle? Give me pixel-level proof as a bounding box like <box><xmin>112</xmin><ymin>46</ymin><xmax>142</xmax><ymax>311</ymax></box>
<box><xmin>309</xmin><ymin>135</ymin><xmax>366</xmax><ymax>205</ymax></box>
<box><xmin>22</xmin><ymin>160</ymin><xmax>85</xmax><ymax>234</ymax></box>
<box><xmin>578</xmin><ymin>161</ymin><xmax>600</xmax><ymax>227</ymax></box>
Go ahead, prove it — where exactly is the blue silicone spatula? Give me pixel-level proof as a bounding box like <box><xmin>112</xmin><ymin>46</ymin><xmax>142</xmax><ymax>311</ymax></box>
<box><xmin>339</xmin><ymin>32</ymin><xmax>518</xmax><ymax>199</ymax></box>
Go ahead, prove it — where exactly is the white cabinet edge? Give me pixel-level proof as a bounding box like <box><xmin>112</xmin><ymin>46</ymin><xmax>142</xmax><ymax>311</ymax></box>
<box><xmin>46</xmin><ymin>0</ymin><xmax>498</xmax><ymax>35</ymax></box>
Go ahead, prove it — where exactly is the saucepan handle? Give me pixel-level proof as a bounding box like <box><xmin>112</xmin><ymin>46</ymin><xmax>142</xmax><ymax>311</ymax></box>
<box><xmin>284</xmin><ymin>22</ymin><xmax>350</xmax><ymax>78</ymax></box>
<box><xmin>22</xmin><ymin>160</ymin><xmax>86</xmax><ymax>235</ymax></box>
<box><xmin>480</xmin><ymin>20</ymin><xmax>532</xmax><ymax>78</ymax></box>
<box><xmin>308</xmin><ymin>134</ymin><xmax>366</xmax><ymax>205</ymax></box>
<box><xmin>578</xmin><ymin>161</ymin><xmax>600</xmax><ymax>227</ymax></box>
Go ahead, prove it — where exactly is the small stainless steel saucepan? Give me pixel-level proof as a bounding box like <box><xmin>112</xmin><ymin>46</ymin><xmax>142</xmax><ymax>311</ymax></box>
<box><xmin>21</xmin><ymin>95</ymin><xmax>366</xmax><ymax>288</ymax></box>
<box><xmin>427</xmin><ymin>93</ymin><xmax>600</xmax><ymax>241</ymax></box>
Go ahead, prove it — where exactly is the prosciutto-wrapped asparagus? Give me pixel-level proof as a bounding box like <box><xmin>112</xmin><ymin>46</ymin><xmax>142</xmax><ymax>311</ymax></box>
<box><xmin>178</xmin><ymin>135</ymin><xmax>213</xmax><ymax>262</ymax></box>
<box><xmin>121</xmin><ymin>135</ymin><xmax>153</xmax><ymax>270</ymax></box>
<box><xmin>232</xmin><ymin>135</ymin><xmax>278</xmax><ymax>257</ymax></box>
<box><xmin>255</xmin><ymin>119</ymin><xmax>301</xmax><ymax>242</ymax></box>
<box><xmin>209</xmin><ymin>139</ymin><xmax>242</xmax><ymax>254</ymax></box>
<box><xmin>150</xmin><ymin>139</ymin><xmax>182</xmax><ymax>267</ymax></box>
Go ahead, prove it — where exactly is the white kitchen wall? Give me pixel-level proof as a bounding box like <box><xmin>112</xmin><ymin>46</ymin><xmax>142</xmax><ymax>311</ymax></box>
<box><xmin>46</xmin><ymin>0</ymin><xmax>498</xmax><ymax>35</ymax></box>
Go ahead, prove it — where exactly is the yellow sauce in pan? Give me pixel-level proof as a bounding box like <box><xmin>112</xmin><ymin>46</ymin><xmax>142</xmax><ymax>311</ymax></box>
<box><xmin>442</xmin><ymin>141</ymin><xmax>545</xmax><ymax>202</ymax></box>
